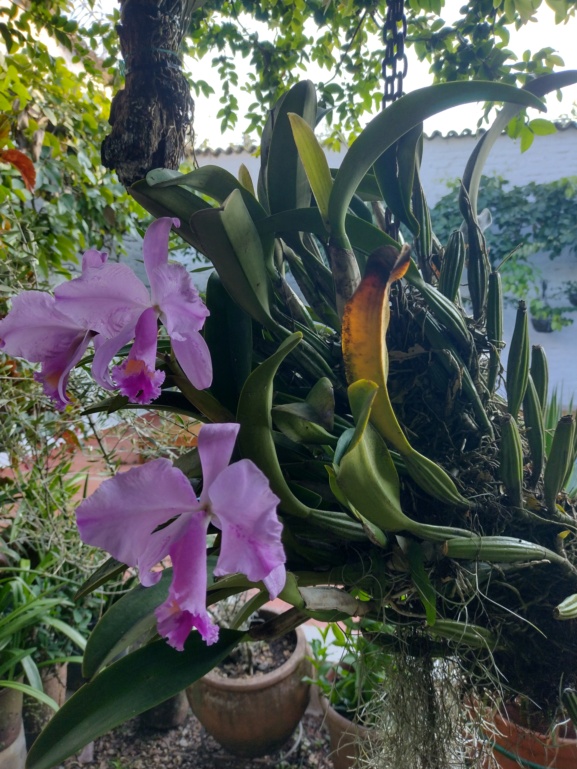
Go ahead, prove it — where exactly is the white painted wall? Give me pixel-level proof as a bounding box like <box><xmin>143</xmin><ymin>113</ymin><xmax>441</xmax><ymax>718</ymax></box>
<box><xmin>197</xmin><ymin>124</ymin><xmax>577</xmax><ymax>206</ymax></box>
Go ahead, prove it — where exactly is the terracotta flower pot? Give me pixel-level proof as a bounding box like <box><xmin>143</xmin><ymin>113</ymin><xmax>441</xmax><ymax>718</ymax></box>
<box><xmin>0</xmin><ymin>685</ymin><xmax>26</xmax><ymax>769</ymax></box>
<box><xmin>490</xmin><ymin>708</ymin><xmax>577</xmax><ymax>769</ymax></box>
<box><xmin>319</xmin><ymin>695</ymin><xmax>371</xmax><ymax>769</ymax></box>
<box><xmin>186</xmin><ymin>613</ymin><xmax>311</xmax><ymax>757</ymax></box>
<box><xmin>23</xmin><ymin>663</ymin><xmax>68</xmax><ymax>748</ymax></box>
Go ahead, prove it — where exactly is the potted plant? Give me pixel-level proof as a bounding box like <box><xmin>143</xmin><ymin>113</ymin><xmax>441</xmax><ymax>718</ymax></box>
<box><xmin>0</xmin><ymin>561</ymin><xmax>75</xmax><ymax>767</ymax></box>
<box><xmin>186</xmin><ymin>604</ymin><xmax>312</xmax><ymax>757</ymax></box>
<box><xmin>7</xmin><ymin>72</ymin><xmax>577</xmax><ymax>769</ymax></box>
<box><xmin>308</xmin><ymin>619</ymin><xmax>389</xmax><ymax>769</ymax></box>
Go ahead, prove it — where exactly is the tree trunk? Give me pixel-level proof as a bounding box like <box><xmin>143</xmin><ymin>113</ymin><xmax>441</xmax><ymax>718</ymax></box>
<box><xmin>101</xmin><ymin>0</ymin><xmax>195</xmax><ymax>187</ymax></box>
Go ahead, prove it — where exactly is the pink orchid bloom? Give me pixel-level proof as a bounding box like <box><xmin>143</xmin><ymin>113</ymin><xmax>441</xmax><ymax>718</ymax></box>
<box><xmin>75</xmin><ymin>423</ymin><xmax>286</xmax><ymax>650</ymax></box>
<box><xmin>55</xmin><ymin>217</ymin><xmax>212</xmax><ymax>404</ymax></box>
<box><xmin>0</xmin><ymin>288</ymin><xmax>97</xmax><ymax>410</ymax></box>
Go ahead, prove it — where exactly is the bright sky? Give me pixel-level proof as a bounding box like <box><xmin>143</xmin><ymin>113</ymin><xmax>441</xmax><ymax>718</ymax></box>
<box><xmin>95</xmin><ymin>0</ymin><xmax>577</xmax><ymax>146</ymax></box>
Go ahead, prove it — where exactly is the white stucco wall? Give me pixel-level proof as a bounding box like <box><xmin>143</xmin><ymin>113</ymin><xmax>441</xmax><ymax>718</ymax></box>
<box><xmin>197</xmin><ymin>124</ymin><xmax>577</xmax><ymax>206</ymax></box>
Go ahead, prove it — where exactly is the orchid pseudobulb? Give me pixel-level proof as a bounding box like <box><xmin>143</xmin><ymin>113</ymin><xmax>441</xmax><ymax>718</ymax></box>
<box><xmin>75</xmin><ymin>423</ymin><xmax>286</xmax><ymax>650</ymax></box>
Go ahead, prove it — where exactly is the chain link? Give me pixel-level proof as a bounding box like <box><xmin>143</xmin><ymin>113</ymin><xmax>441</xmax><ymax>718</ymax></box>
<box><xmin>382</xmin><ymin>0</ymin><xmax>407</xmax><ymax>107</ymax></box>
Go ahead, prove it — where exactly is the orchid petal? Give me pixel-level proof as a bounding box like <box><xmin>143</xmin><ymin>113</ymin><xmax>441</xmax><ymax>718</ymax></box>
<box><xmin>197</xmin><ymin>423</ymin><xmax>240</xmax><ymax>502</ymax></box>
<box><xmin>55</xmin><ymin>261</ymin><xmax>149</xmax><ymax>337</ymax></box>
<box><xmin>112</xmin><ymin>307</ymin><xmax>165</xmax><ymax>404</ymax></box>
<box><xmin>75</xmin><ymin>459</ymin><xmax>199</xmax><ymax>585</ymax></box>
<box><xmin>91</xmin><ymin>323</ymin><xmax>137</xmax><ymax>389</ymax></box>
<box><xmin>0</xmin><ymin>292</ymin><xmax>85</xmax><ymax>362</ymax></box>
<box><xmin>143</xmin><ymin>216</ymin><xmax>179</xmax><ymax>279</ymax></box>
<box><xmin>157</xmin><ymin>510</ymin><xmax>219</xmax><ymax>647</ymax></box>
<box><xmin>210</xmin><ymin>459</ymin><xmax>285</xmax><ymax>592</ymax></box>
<box><xmin>151</xmin><ymin>263</ymin><xmax>209</xmax><ymax>336</ymax></box>
<box><xmin>82</xmin><ymin>249</ymin><xmax>107</xmax><ymax>270</ymax></box>
<box><xmin>171</xmin><ymin>331</ymin><xmax>213</xmax><ymax>391</ymax></box>
<box><xmin>155</xmin><ymin>603</ymin><xmax>203</xmax><ymax>651</ymax></box>
<box><xmin>38</xmin><ymin>330</ymin><xmax>94</xmax><ymax>410</ymax></box>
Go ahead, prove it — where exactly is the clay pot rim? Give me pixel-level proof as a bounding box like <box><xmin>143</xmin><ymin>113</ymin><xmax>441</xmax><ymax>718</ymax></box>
<box><xmin>201</xmin><ymin>609</ymin><xmax>308</xmax><ymax>693</ymax></box>
<box><xmin>493</xmin><ymin>708</ymin><xmax>577</xmax><ymax>747</ymax></box>
<box><xmin>319</xmin><ymin>690</ymin><xmax>372</xmax><ymax>737</ymax></box>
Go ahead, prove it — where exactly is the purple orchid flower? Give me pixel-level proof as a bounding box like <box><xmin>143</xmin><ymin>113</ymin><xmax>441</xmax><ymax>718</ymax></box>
<box><xmin>0</xmin><ymin>287</ymin><xmax>98</xmax><ymax>410</ymax></box>
<box><xmin>75</xmin><ymin>423</ymin><xmax>286</xmax><ymax>650</ymax></box>
<box><xmin>55</xmin><ymin>217</ymin><xmax>212</xmax><ymax>404</ymax></box>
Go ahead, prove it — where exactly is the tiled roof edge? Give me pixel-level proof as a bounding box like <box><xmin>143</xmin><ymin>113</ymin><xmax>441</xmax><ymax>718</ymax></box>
<box><xmin>195</xmin><ymin>120</ymin><xmax>577</xmax><ymax>155</ymax></box>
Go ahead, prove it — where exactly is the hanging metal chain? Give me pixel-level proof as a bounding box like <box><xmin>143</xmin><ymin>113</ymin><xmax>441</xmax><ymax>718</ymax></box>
<box><xmin>382</xmin><ymin>0</ymin><xmax>408</xmax><ymax>107</ymax></box>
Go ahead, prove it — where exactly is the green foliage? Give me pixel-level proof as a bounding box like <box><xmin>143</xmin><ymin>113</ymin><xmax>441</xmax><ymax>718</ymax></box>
<box><xmin>307</xmin><ymin>618</ymin><xmax>391</xmax><ymax>723</ymax></box>
<box><xmin>0</xmin><ymin>1</ymin><xmax>143</xmax><ymax>282</ymax></box>
<box><xmin>186</xmin><ymin>0</ymin><xmax>576</xmax><ymax>140</ymax></box>
<box><xmin>431</xmin><ymin>175</ymin><xmax>577</xmax><ymax>322</ymax></box>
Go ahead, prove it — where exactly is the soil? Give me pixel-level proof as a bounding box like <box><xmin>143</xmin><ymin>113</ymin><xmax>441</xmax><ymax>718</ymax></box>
<box><xmin>61</xmin><ymin>710</ymin><xmax>333</xmax><ymax>769</ymax></box>
<box><xmin>215</xmin><ymin>632</ymin><xmax>296</xmax><ymax>679</ymax></box>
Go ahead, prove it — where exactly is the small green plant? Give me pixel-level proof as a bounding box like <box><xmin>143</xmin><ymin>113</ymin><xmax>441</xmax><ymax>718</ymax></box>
<box><xmin>307</xmin><ymin>618</ymin><xmax>391</xmax><ymax>724</ymax></box>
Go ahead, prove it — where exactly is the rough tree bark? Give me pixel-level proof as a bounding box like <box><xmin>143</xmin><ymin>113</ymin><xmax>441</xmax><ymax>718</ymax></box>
<box><xmin>101</xmin><ymin>0</ymin><xmax>197</xmax><ymax>187</ymax></box>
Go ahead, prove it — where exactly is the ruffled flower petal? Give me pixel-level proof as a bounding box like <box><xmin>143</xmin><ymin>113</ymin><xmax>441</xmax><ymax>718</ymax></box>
<box><xmin>112</xmin><ymin>307</ymin><xmax>165</xmax><ymax>404</ymax></box>
<box><xmin>0</xmin><ymin>291</ymin><xmax>95</xmax><ymax>408</ymax></box>
<box><xmin>156</xmin><ymin>510</ymin><xmax>220</xmax><ymax>648</ymax></box>
<box><xmin>55</xmin><ymin>259</ymin><xmax>149</xmax><ymax>337</ymax></box>
<box><xmin>75</xmin><ymin>458</ymin><xmax>198</xmax><ymax>586</ymax></box>
<box><xmin>152</xmin><ymin>263</ymin><xmax>209</xmax><ymax>338</ymax></box>
<box><xmin>209</xmin><ymin>459</ymin><xmax>285</xmax><ymax>594</ymax></box>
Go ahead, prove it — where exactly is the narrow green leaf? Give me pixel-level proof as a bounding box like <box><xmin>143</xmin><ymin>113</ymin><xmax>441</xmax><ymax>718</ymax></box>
<box><xmin>73</xmin><ymin>557</ymin><xmax>126</xmax><ymax>601</ymax></box>
<box><xmin>237</xmin><ymin>333</ymin><xmax>312</xmax><ymax>519</ymax></box>
<box><xmin>407</xmin><ymin>541</ymin><xmax>437</xmax><ymax>626</ymax></box>
<box><xmin>82</xmin><ymin>573</ymin><xmax>171</xmax><ymax>679</ymax></box>
<box><xmin>221</xmin><ymin>189</ymin><xmax>273</xmax><ymax>312</ymax></box>
<box><xmin>26</xmin><ymin>631</ymin><xmax>243</xmax><ymax>769</ymax></box>
<box><xmin>287</xmin><ymin>112</ymin><xmax>333</xmax><ymax>225</ymax></box>
<box><xmin>190</xmin><ymin>207</ymin><xmax>274</xmax><ymax>329</ymax></box>
<box><xmin>462</xmin><ymin>71</ymin><xmax>577</xmax><ymax>217</ymax></box>
<box><xmin>265</xmin><ymin>80</ymin><xmax>317</xmax><ymax>215</ymax></box>
<box><xmin>0</xmin><ymin>679</ymin><xmax>59</xmax><ymax>711</ymax></box>
<box><xmin>328</xmin><ymin>81</ymin><xmax>545</xmax><ymax>240</ymax></box>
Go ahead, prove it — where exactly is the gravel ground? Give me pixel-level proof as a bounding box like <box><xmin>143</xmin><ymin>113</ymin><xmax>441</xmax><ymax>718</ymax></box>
<box><xmin>61</xmin><ymin>710</ymin><xmax>333</xmax><ymax>769</ymax></box>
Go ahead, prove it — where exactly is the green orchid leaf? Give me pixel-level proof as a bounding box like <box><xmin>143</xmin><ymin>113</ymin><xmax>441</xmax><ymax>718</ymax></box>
<box><xmin>237</xmin><ymin>332</ymin><xmax>312</xmax><ymax>519</ymax></box>
<box><xmin>204</xmin><ymin>271</ymin><xmax>253</xmax><ymax>413</ymax></box>
<box><xmin>287</xmin><ymin>112</ymin><xmax>333</xmax><ymax>225</ymax></box>
<box><xmin>328</xmin><ymin>80</ymin><xmax>545</xmax><ymax>240</ymax></box>
<box><xmin>130</xmin><ymin>172</ymin><xmax>211</xmax><ymax>251</ymax></box>
<box><xmin>335</xmin><ymin>380</ymin><xmax>406</xmax><ymax>532</ymax></box>
<box><xmin>272</xmin><ymin>403</ymin><xmax>337</xmax><ymax>445</ymax></box>
<box><xmin>74</xmin><ymin>558</ymin><xmax>126</xmax><ymax>601</ymax></box>
<box><xmin>406</xmin><ymin>541</ymin><xmax>437</xmax><ymax>626</ymax></box>
<box><xmin>238</xmin><ymin>163</ymin><xmax>256</xmax><ymax>196</ymax></box>
<box><xmin>264</xmin><ymin>80</ymin><xmax>317</xmax><ymax>215</ymax></box>
<box><xmin>148</xmin><ymin>165</ymin><xmax>266</xmax><ymax>222</ymax></box>
<box><xmin>462</xmin><ymin>70</ymin><xmax>577</xmax><ymax>219</ymax></box>
<box><xmin>221</xmin><ymin>188</ymin><xmax>274</xmax><ymax>306</ymax></box>
<box><xmin>190</xmin><ymin>207</ymin><xmax>274</xmax><ymax>329</ymax></box>
<box><xmin>26</xmin><ymin>631</ymin><xmax>243</xmax><ymax>769</ymax></box>
<box><xmin>82</xmin><ymin>572</ymin><xmax>171</xmax><ymax>679</ymax></box>
<box><xmin>373</xmin><ymin>122</ymin><xmax>422</xmax><ymax>235</ymax></box>
<box><xmin>0</xmin><ymin>679</ymin><xmax>59</xmax><ymax>711</ymax></box>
